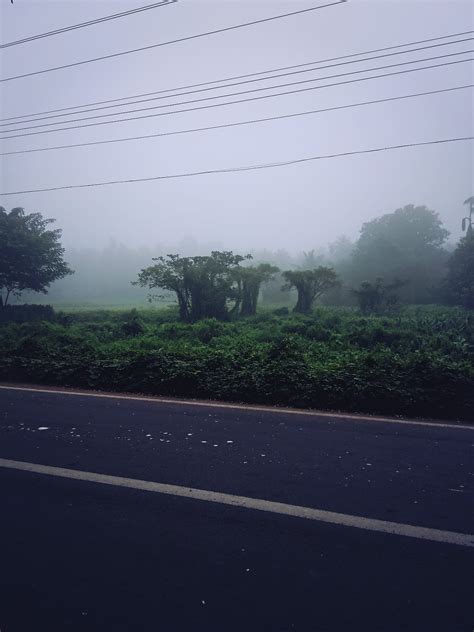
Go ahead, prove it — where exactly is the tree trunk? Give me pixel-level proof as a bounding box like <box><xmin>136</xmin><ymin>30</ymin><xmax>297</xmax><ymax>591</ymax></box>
<box><xmin>241</xmin><ymin>280</ymin><xmax>261</xmax><ymax>316</ymax></box>
<box><xmin>293</xmin><ymin>287</ymin><xmax>313</xmax><ymax>314</ymax></box>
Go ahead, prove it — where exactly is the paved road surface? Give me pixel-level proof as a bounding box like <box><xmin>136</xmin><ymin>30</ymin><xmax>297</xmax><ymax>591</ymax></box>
<box><xmin>0</xmin><ymin>386</ymin><xmax>473</xmax><ymax>631</ymax></box>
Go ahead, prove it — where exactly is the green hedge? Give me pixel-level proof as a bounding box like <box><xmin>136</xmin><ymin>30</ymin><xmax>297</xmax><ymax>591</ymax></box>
<box><xmin>1</xmin><ymin>307</ymin><xmax>473</xmax><ymax>421</ymax></box>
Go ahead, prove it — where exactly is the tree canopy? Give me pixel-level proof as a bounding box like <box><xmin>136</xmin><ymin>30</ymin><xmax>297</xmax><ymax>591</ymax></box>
<box><xmin>282</xmin><ymin>267</ymin><xmax>340</xmax><ymax>314</ymax></box>
<box><xmin>351</xmin><ymin>204</ymin><xmax>449</xmax><ymax>303</ymax></box>
<box><xmin>0</xmin><ymin>207</ymin><xmax>73</xmax><ymax>306</ymax></box>
<box><xmin>233</xmin><ymin>263</ymin><xmax>279</xmax><ymax>316</ymax></box>
<box><xmin>136</xmin><ymin>251</ymin><xmax>251</xmax><ymax>321</ymax></box>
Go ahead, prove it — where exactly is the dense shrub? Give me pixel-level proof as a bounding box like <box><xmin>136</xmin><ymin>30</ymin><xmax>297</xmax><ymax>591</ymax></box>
<box><xmin>0</xmin><ymin>304</ymin><xmax>56</xmax><ymax>323</ymax></box>
<box><xmin>0</xmin><ymin>305</ymin><xmax>472</xmax><ymax>420</ymax></box>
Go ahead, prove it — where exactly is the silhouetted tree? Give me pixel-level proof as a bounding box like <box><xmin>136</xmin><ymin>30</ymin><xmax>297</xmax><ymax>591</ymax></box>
<box><xmin>283</xmin><ymin>267</ymin><xmax>340</xmax><ymax>314</ymax></box>
<box><xmin>352</xmin><ymin>278</ymin><xmax>406</xmax><ymax>315</ymax></box>
<box><xmin>233</xmin><ymin>264</ymin><xmax>279</xmax><ymax>316</ymax></box>
<box><xmin>135</xmin><ymin>251</ymin><xmax>249</xmax><ymax>321</ymax></box>
<box><xmin>0</xmin><ymin>207</ymin><xmax>73</xmax><ymax>306</ymax></box>
<box><xmin>351</xmin><ymin>204</ymin><xmax>449</xmax><ymax>303</ymax></box>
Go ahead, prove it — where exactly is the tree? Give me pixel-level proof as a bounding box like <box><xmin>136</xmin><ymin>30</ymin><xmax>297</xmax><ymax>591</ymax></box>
<box><xmin>352</xmin><ymin>278</ymin><xmax>406</xmax><ymax>315</ymax></box>
<box><xmin>0</xmin><ymin>207</ymin><xmax>73</xmax><ymax>307</ymax></box>
<box><xmin>444</xmin><ymin>234</ymin><xmax>474</xmax><ymax>309</ymax></box>
<box><xmin>351</xmin><ymin>205</ymin><xmax>449</xmax><ymax>303</ymax></box>
<box><xmin>282</xmin><ymin>267</ymin><xmax>340</xmax><ymax>314</ymax></box>
<box><xmin>233</xmin><ymin>264</ymin><xmax>279</xmax><ymax>316</ymax></box>
<box><xmin>135</xmin><ymin>251</ymin><xmax>249</xmax><ymax>321</ymax></box>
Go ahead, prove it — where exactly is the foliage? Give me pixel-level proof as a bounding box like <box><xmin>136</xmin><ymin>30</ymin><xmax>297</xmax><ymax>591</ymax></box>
<box><xmin>0</xmin><ymin>207</ymin><xmax>73</xmax><ymax>306</ymax></box>
<box><xmin>0</xmin><ymin>303</ymin><xmax>56</xmax><ymax>324</ymax></box>
<box><xmin>120</xmin><ymin>309</ymin><xmax>145</xmax><ymax>337</ymax></box>
<box><xmin>353</xmin><ymin>278</ymin><xmax>406</xmax><ymax>315</ymax></box>
<box><xmin>282</xmin><ymin>267</ymin><xmax>340</xmax><ymax>314</ymax></box>
<box><xmin>444</xmin><ymin>235</ymin><xmax>474</xmax><ymax>309</ymax></box>
<box><xmin>135</xmin><ymin>251</ymin><xmax>250</xmax><ymax>321</ymax></box>
<box><xmin>1</xmin><ymin>305</ymin><xmax>471</xmax><ymax>420</ymax></box>
<box><xmin>233</xmin><ymin>264</ymin><xmax>279</xmax><ymax>316</ymax></box>
<box><xmin>351</xmin><ymin>205</ymin><xmax>449</xmax><ymax>303</ymax></box>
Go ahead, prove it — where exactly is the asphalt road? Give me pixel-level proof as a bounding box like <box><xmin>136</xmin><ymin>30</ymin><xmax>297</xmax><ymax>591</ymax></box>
<box><xmin>0</xmin><ymin>386</ymin><xmax>473</xmax><ymax>631</ymax></box>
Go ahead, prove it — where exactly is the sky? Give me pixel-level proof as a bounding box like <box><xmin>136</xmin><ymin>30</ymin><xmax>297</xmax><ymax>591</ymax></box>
<box><xmin>0</xmin><ymin>0</ymin><xmax>473</xmax><ymax>253</ymax></box>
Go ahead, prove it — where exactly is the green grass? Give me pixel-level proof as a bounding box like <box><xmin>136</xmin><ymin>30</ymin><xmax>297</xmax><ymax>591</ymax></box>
<box><xmin>1</xmin><ymin>305</ymin><xmax>473</xmax><ymax>421</ymax></box>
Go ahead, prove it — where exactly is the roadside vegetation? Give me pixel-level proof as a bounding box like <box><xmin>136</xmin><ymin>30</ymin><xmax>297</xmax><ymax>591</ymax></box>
<box><xmin>1</xmin><ymin>202</ymin><xmax>473</xmax><ymax>421</ymax></box>
<box><xmin>0</xmin><ymin>305</ymin><xmax>472</xmax><ymax>421</ymax></box>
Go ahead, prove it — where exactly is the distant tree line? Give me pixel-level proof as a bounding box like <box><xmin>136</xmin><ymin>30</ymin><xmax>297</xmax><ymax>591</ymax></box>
<box><xmin>2</xmin><ymin>202</ymin><xmax>473</xmax><ymax>315</ymax></box>
<box><xmin>134</xmin><ymin>252</ymin><xmax>340</xmax><ymax>320</ymax></box>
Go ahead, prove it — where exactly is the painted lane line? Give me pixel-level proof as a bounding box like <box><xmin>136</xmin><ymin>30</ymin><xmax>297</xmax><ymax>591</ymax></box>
<box><xmin>0</xmin><ymin>384</ymin><xmax>472</xmax><ymax>430</ymax></box>
<box><xmin>1</xmin><ymin>458</ymin><xmax>473</xmax><ymax>548</ymax></box>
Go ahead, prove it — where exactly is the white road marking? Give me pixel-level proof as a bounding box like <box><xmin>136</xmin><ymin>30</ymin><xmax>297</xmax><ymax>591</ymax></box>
<box><xmin>0</xmin><ymin>384</ymin><xmax>472</xmax><ymax>430</ymax></box>
<box><xmin>0</xmin><ymin>457</ymin><xmax>472</xmax><ymax>548</ymax></box>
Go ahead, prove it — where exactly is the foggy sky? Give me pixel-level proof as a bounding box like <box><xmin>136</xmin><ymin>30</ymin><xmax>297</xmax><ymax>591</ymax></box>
<box><xmin>1</xmin><ymin>0</ymin><xmax>473</xmax><ymax>253</ymax></box>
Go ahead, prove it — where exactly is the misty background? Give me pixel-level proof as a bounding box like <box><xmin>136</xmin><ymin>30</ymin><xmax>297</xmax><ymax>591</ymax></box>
<box><xmin>1</xmin><ymin>0</ymin><xmax>473</xmax><ymax>304</ymax></box>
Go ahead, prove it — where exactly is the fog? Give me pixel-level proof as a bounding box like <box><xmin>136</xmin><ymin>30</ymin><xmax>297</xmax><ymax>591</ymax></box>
<box><xmin>1</xmin><ymin>0</ymin><xmax>473</xmax><ymax>255</ymax></box>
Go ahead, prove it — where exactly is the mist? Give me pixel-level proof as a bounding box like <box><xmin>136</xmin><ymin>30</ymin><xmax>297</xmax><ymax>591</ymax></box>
<box><xmin>1</xmin><ymin>0</ymin><xmax>472</xmax><ymax>256</ymax></box>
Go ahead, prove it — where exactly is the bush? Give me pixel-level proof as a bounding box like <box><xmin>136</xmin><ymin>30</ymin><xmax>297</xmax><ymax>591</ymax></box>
<box><xmin>0</xmin><ymin>305</ymin><xmax>472</xmax><ymax>420</ymax></box>
<box><xmin>0</xmin><ymin>304</ymin><xmax>56</xmax><ymax>323</ymax></box>
<box><xmin>120</xmin><ymin>309</ymin><xmax>145</xmax><ymax>337</ymax></box>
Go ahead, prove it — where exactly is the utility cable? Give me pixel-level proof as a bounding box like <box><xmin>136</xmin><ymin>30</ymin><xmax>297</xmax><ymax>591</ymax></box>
<box><xmin>1</xmin><ymin>136</ymin><xmax>471</xmax><ymax>196</ymax></box>
<box><xmin>1</xmin><ymin>50</ymin><xmax>472</xmax><ymax>135</ymax></box>
<box><xmin>0</xmin><ymin>1</ymin><xmax>176</xmax><ymax>49</ymax></box>
<box><xmin>1</xmin><ymin>36</ymin><xmax>472</xmax><ymax>128</ymax></box>
<box><xmin>0</xmin><ymin>1</ymin><xmax>345</xmax><ymax>83</ymax></box>
<box><xmin>1</xmin><ymin>84</ymin><xmax>471</xmax><ymax>157</ymax></box>
<box><xmin>2</xmin><ymin>28</ymin><xmax>472</xmax><ymax>122</ymax></box>
<box><xmin>1</xmin><ymin>57</ymin><xmax>471</xmax><ymax>141</ymax></box>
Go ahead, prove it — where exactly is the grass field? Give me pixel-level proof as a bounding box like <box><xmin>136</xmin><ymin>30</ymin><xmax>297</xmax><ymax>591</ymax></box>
<box><xmin>1</xmin><ymin>305</ymin><xmax>472</xmax><ymax>421</ymax></box>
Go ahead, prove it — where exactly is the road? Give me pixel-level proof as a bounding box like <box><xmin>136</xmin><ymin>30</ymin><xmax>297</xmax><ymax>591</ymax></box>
<box><xmin>0</xmin><ymin>385</ymin><xmax>473</xmax><ymax>632</ymax></box>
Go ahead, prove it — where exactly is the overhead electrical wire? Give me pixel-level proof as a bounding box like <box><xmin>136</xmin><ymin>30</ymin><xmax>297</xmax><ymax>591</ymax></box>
<box><xmin>0</xmin><ymin>1</ymin><xmax>176</xmax><ymax>49</ymax></box>
<box><xmin>2</xmin><ymin>28</ymin><xmax>472</xmax><ymax>123</ymax></box>
<box><xmin>1</xmin><ymin>51</ymin><xmax>472</xmax><ymax>136</ymax></box>
<box><xmin>0</xmin><ymin>1</ymin><xmax>346</xmax><ymax>83</ymax></box>
<box><xmin>1</xmin><ymin>84</ymin><xmax>471</xmax><ymax>157</ymax></box>
<box><xmin>1</xmin><ymin>136</ymin><xmax>471</xmax><ymax>196</ymax></box>
<box><xmin>1</xmin><ymin>57</ymin><xmax>471</xmax><ymax>141</ymax></box>
<box><xmin>1</xmin><ymin>37</ymin><xmax>472</xmax><ymax>128</ymax></box>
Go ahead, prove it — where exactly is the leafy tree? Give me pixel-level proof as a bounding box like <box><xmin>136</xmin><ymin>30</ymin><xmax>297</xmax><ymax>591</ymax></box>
<box><xmin>0</xmin><ymin>207</ymin><xmax>73</xmax><ymax>306</ymax></box>
<box><xmin>352</xmin><ymin>278</ymin><xmax>406</xmax><ymax>315</ymax></box>
<box><xmin>282</xmin><ymin>267</ymin><xmax>340</xmax><ymax>314</ymax></box>
<box><xmin>135</xmin><ymin>251</ymin><xmax>249</xmax><ymax>321</ymax></box>
<box><xmin>444</xmin><ymin>234</ymin><xmax>474</xmax><ymax>309</ymax></box>
<box><xmin>233</xmin><ymin>264</ymin><xmax>279</xmax><ymax>316</ymax></box>
<box><xmin>351</xmin><ymin>204</ymin><xmax>449</xmax><ymax>303</ymax></box>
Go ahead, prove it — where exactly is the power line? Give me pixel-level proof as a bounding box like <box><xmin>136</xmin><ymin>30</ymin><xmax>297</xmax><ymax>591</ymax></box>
<box><xmin>2</xmin><ymin>51</ymin><xmax>472</xmax><ymax>135</ymax></box>
<box><xmin>1</xmin><ymin>136</ymin><xmax>471</xmax><ymax>196</ymax></box>
<box><xmin>0</xmin><ymin>1</ymin><xmax>345</xmax><ymax>83</ymax></box>
<box><xmin>2</xmin><ymin>28</ymin><xmax>472</xmax><ymax>123</ymax></box>
<box><xmin>0</xmin><ymin>1</ymin><xmax>176</xmax><ymax>49</ymax></box>
<box><xmin>1</xmin><ymin>57</ymin><xmax>471</xmax><ymax>140</ymax></box>
<box><xmin>1</xmin><ymin>85</ymin><xmax>471</xmax><ymax>157</ymax></box>
<box><xmin>2</xmin><ymin>37</ymin><xmax>472</xmax><ymax>128</ymax></box>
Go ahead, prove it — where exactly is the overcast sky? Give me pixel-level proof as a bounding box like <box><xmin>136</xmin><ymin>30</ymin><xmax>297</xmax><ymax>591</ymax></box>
<box><xmin>1</xmin><ymin>0</ymin><xmax>473</xmax><ymax>253</ymax></box>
